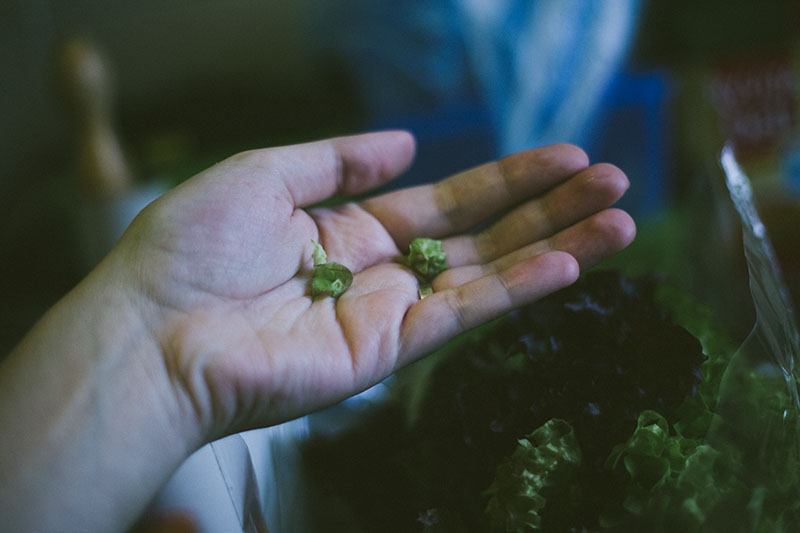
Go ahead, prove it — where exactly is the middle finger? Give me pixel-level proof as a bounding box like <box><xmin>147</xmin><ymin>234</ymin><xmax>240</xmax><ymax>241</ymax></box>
<box><xmin>442</xmin><ymin>163</ymin><xmax>629</xmax><ymax>267</ymax></box>
<box><xmin>360</xmin><ymin>143</ymin><xmax>590</xmax><ymax>248</ymax></box>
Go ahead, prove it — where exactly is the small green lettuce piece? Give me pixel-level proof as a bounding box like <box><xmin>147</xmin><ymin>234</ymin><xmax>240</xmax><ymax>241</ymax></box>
<box><xmin>484</xmin><ymin>419</ymin><xmax>582</xmax><ymax>531</ymax></box>
<box><xmin>312</xmin><ymin>263</ymin><xmax>353</xmax><ymax>298</ymax></box>
<box><xmin>310</xmin><ymin>240</ymin><xmax>353</xmax><ymax>298</ymax></box>
<box><xmin>402</xmin><ymin>238</ymin><xmax>448</xmax><ymax>280</ymax></box>
<box><xmin>311</xmin><ymin>240</ymin><xmax>328</xmax><ymax>266</ymax></box>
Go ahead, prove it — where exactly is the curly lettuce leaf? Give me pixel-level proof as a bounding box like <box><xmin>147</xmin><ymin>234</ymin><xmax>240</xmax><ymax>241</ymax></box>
<box><xmin>484</xmin><ymin>419</ymin><xmax>582</xmax><ymax>531</ymax></box>
<box><xmin>601</xmin><ymin>405</ymin><xmax>800</xmax><ymax>532</ymax></box>
<box><xmin>602</xmin><ymin>410</ymin><xmax>740</xmax><ymax>531</ymax></box>
<box><xmin>653</xmin><ymin>282</ymin><xmax>800</xmax><ymax>530</ymax></box>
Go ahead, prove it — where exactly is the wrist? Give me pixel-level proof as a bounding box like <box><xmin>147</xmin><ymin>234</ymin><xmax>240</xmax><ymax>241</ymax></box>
<box><xmin>90</xmin><ymin>244</ymin><xmax>210</xmax><ymax>462</ymax></box>
<box><xmin>0</xmin><ymin>246</ymin><xmax>203</xmax><ymax>531</ymax></box>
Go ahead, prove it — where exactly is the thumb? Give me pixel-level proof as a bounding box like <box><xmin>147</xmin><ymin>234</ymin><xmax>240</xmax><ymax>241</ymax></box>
<box><xmin>252</xmin><ymin>130</ymin><xmax>417</xmax><ymax>208</ymax></box>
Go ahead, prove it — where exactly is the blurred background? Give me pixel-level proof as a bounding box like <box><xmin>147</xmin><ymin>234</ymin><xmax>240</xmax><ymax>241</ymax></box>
<box><xmin>2</xmin><ymin>0</ymin><xmax>800</xmax><ymax>356</ymax></box>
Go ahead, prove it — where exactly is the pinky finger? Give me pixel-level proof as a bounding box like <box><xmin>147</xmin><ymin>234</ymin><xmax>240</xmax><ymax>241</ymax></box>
<box><xmin>397</xmin><ymin>251</ymin><xmax>579</xmax><ymax>365</ymax></box>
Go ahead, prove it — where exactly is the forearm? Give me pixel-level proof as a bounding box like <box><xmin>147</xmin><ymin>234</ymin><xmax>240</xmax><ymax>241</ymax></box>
<box><xmin>0</xmin><ymin>250</ymin><xmax>201</xmax><ymax>532</ymax></box>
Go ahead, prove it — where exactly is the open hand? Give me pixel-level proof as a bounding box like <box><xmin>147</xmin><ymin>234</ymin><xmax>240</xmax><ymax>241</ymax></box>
<box><xmin>119</xmin><ymin>131</ymin><xmax>635</xmax><ymax>441</ymax></box>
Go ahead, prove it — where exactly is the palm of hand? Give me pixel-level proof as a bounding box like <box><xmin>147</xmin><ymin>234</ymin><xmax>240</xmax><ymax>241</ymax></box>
<box><xmin>124</xmin><ymin>132</ymin><xmax>634</xmax><ymax>440</ymax></box>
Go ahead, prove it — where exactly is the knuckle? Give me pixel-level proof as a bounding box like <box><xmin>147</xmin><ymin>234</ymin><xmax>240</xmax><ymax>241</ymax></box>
<box><xmin>446</xmin><ymin>286</ymin><xmax>471</xmax><ymax>332</ymax></box>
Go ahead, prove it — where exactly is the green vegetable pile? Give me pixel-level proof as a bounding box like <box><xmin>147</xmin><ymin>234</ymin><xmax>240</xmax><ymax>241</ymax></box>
<box><xmin>301</xmin><ymin>270</ymin><xmax>800</xmax><ymax>532</ymax></box>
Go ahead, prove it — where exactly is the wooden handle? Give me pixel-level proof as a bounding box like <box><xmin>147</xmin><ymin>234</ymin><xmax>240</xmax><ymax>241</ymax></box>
<box><xmin>56</xmin><ymin>37</ymin><xmax>134</xmax><ymax>197</ymax></box>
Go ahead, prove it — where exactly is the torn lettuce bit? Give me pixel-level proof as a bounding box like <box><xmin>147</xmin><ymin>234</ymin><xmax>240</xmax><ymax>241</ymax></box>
<box><xmin>399</xmin><ymin>237</ymin><xmax>448</xmax><ymax>299</ymax></box>
<box><xmin>312</xmin><ymin>263</ymin><xmax>353</xmax><ymax>298</ymax></box>
<box><xmin>401</xmin><ymin>238</ymin><xmax>448</xmax><ymax>280</ymax></box>
<box><xmin>310</xmin><ymin>240</ymin><xmax>353</xmax><ymax>298</ymax></box>
<box><xmin>311</xmin><ymin>240</ymin><xmax>328</xmax><ymax>266</ymax></box>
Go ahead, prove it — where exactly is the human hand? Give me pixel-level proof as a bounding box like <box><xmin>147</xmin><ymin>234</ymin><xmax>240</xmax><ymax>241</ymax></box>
<box><xmin>118</xmin><ymin>131</ymin><xmax>634</xmax><ymax>442</ymax></box>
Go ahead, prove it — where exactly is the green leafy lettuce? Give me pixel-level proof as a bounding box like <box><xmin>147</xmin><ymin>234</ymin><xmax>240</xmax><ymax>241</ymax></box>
<box><xmin>310</xmin><ymin>240</ymin><xmax>353</xmax><ymax>298</ymax></box>
<box><xmin>300</xmin><ymin>271</ymin><xmax>800</xmax><ymax>532</ymax></box>
<box><xmin>600</xmin><ymin>410</ymin><xmax>745</xmax><ymax>531</ymax></box>
<box><xmin>478</xmin><ymin>279</ymin><xmax>800</xmax><ymax>531</ymax></box>
<box><xmin>485</xmin><ymin>419</ymin><xmax>582</xmax><ymax>531</ymax></box>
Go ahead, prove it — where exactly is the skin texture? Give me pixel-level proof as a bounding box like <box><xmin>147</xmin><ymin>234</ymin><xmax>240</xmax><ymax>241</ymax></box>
<box><xmin>0</xmin><ymin>131</ymin><xmax>634</xmax><ymax>531</ymax></box>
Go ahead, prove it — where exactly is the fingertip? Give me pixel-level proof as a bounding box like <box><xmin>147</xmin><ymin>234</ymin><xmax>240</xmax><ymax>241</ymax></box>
<box><xmin>604</xmin><ymin>208</ymin><xmax>637</xmax><ymax>251</ymax></box>
<box><xmin>577</xmin><ymin>208</ymin><xmax>637</xmax><ymax>265</ymax></box>
<box><xmin>391</xmin><ymin>130</ymin><xmax>417</xmax><ymax>177</ymax></box>
<box><xmin>387</xmin><ymin>129</ymin><xmax>417</xmax><ymax>160</ymax></box>
<box><xmin>582</xmin><ymin>163</ymin><xmax>630</xmax><ymax>205</ymax></box>
<box><xmin>557</xmin><ymin>250</ymin><xmax>582</xmax><ymax>285</ymax></box>
<box><xmin>501</xmin><ymin>250</ymin><xmax>579</xmax><ymax>307</ymax></box>
<box><xmin>528</xmin><ymin>250</ymin><xmax>580</xmax><ymax>292</ymax></box>
<box><xmin>367</xmin><ymin>129</ymin><xmax>417</xmax><ymax>172</ymax></box>
<box><xmin>499</xmin><ymin>143</ymin><xmax>590</xmax><ymax>193</ymax></box>
<box><xmin>546</xmin><ymin>143</ymin><xmax>591</xmax><ymax>173</ymax></box>
<box><xmin>342</xmin><ymin>130</ymin><xmax>418</xmax><ymax>192</ymax></box>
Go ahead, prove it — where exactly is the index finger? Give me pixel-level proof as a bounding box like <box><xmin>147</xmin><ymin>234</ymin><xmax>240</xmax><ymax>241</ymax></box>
<box><xmin>225</xmin><ymin>130</ymin><xmax>416</xmax><ymax>208</ymax></box>
<box><xmin>360</xmin><ymin>143</ymin><xmax>589</xmax><ymax>248</ymax></box>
